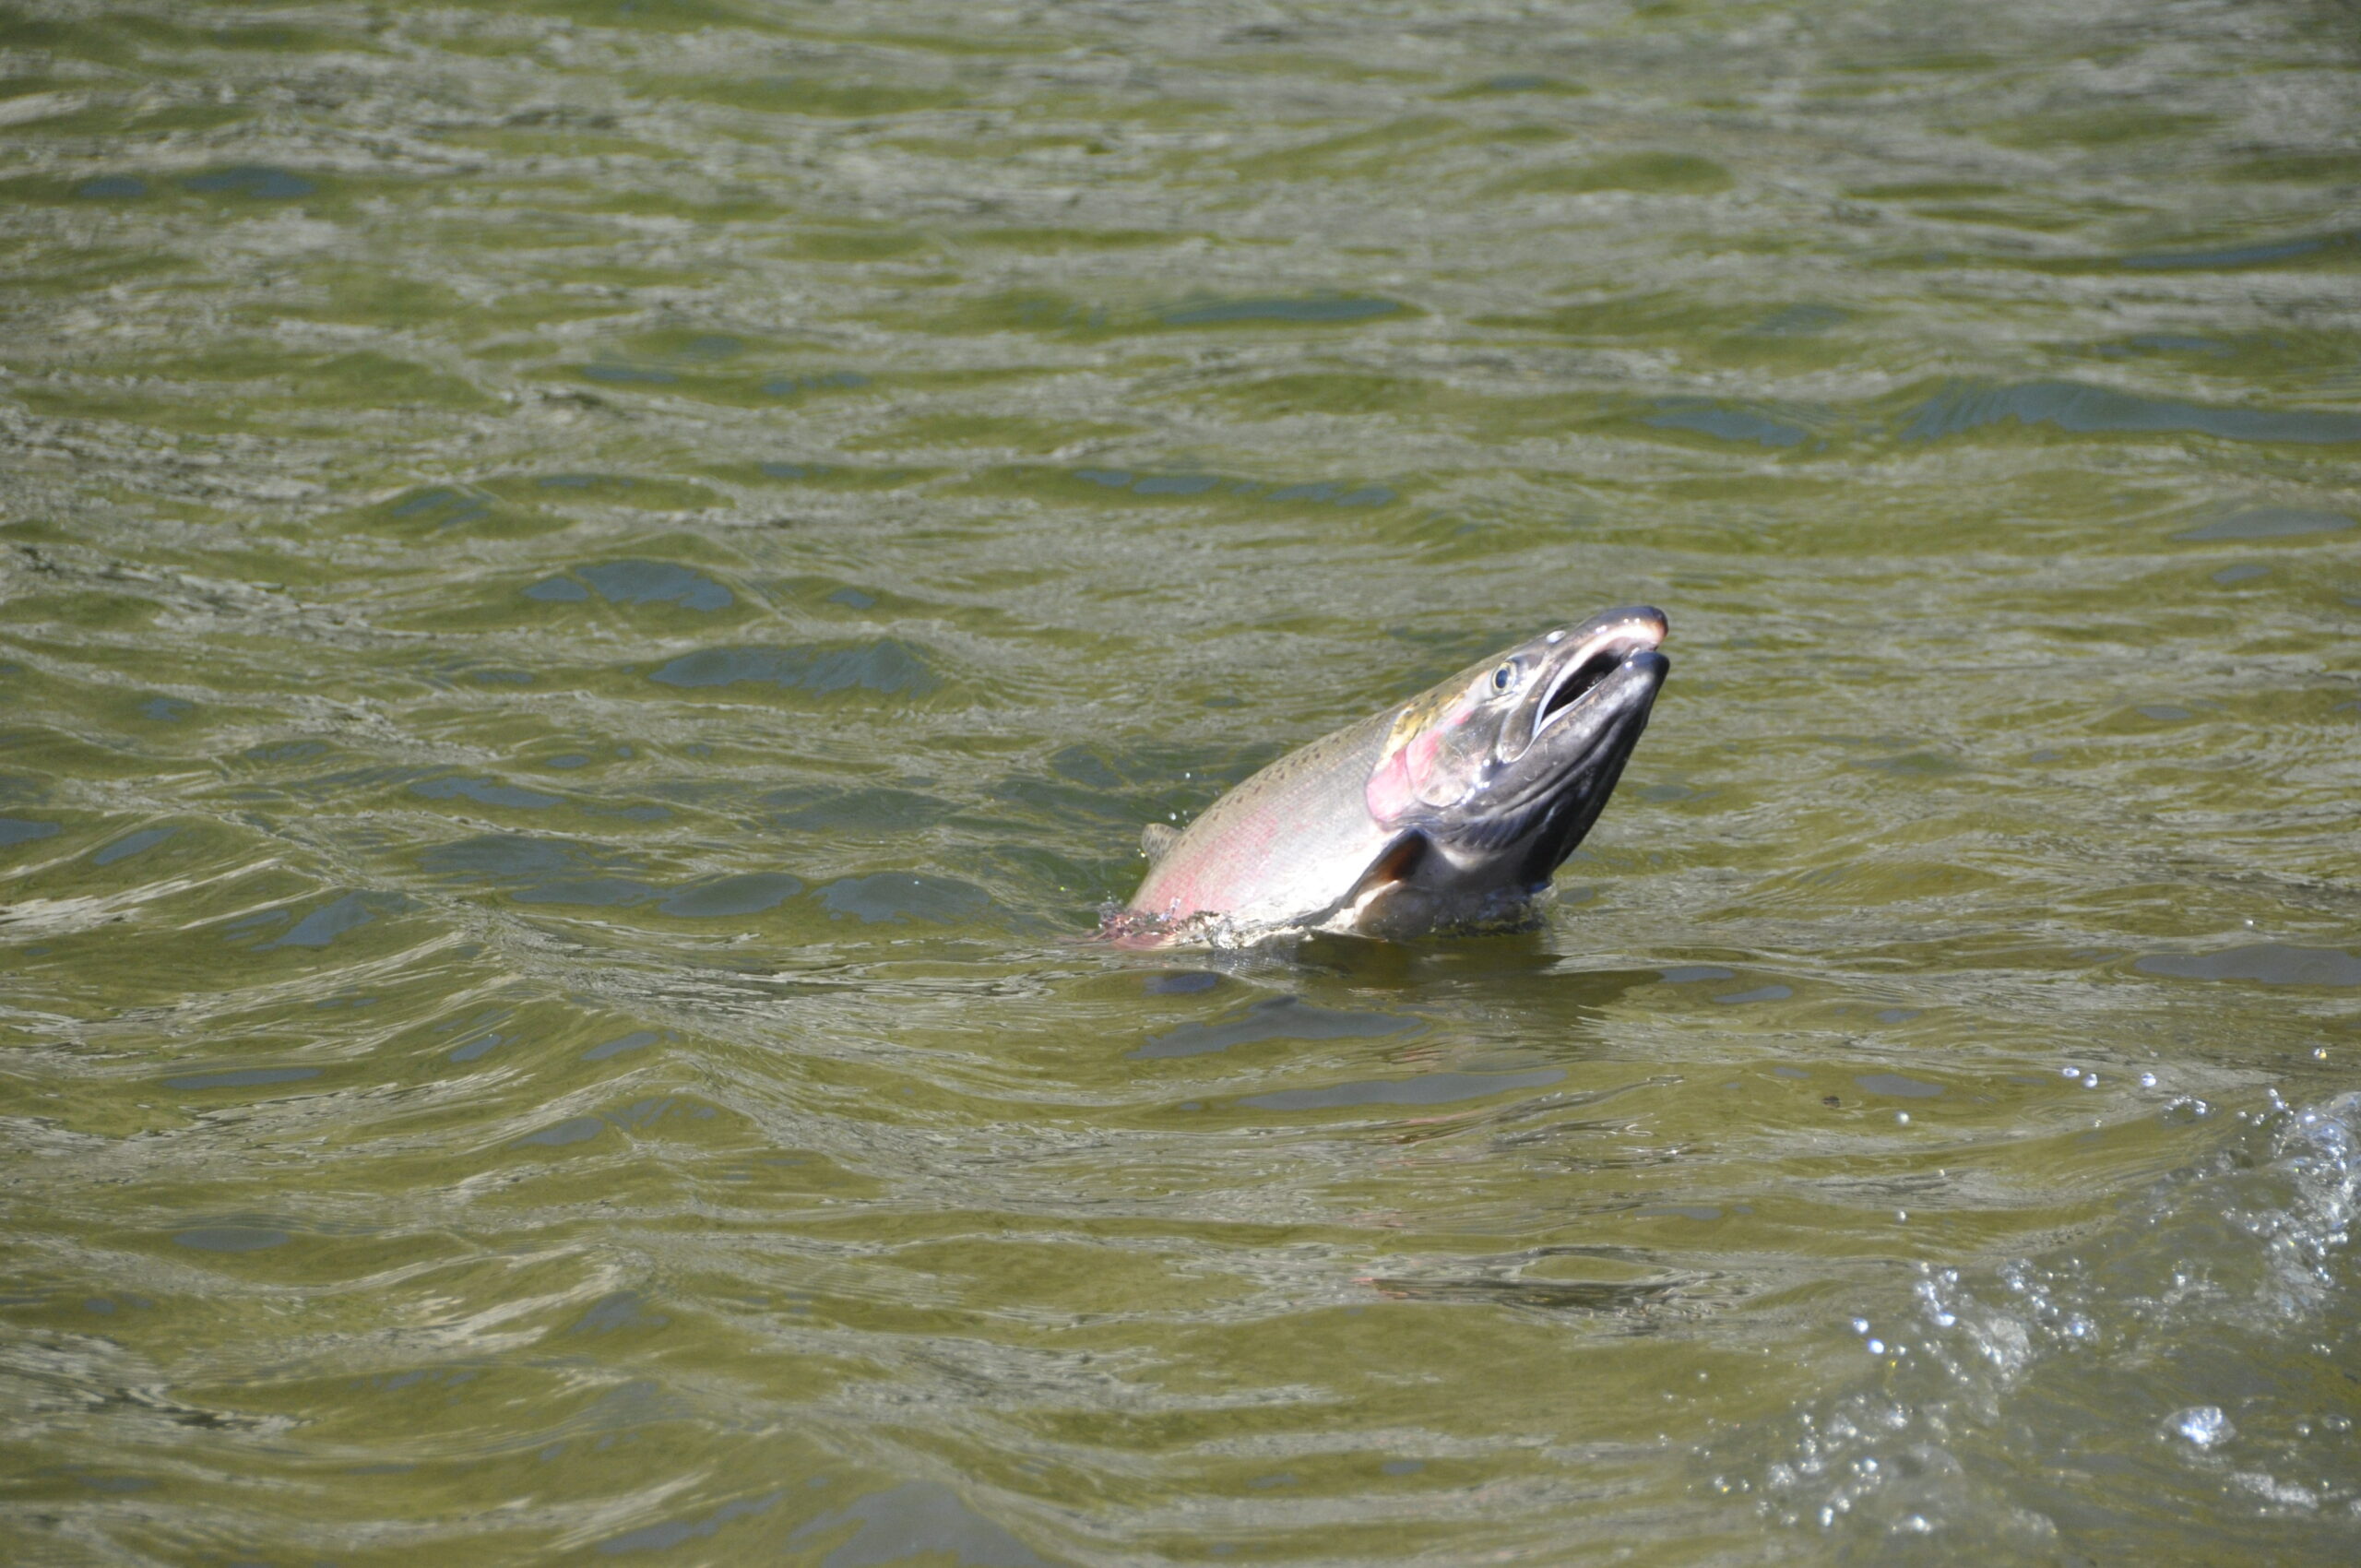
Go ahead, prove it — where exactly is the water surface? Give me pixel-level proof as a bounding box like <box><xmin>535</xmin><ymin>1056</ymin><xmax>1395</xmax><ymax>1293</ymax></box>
<box><xmin>4</xmin><ymin>0</ymin><xmax>2359</xmax><ymax>1562</ymax></box>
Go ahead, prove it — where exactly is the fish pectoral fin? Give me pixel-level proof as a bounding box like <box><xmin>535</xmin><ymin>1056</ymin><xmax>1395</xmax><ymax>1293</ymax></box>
<box><xmin>1345</xmin><ymin>832</ymin><xmax>1428</xmax><ymax>903</ymax></box>
<box><xmin>1331</xmin><ymin>831</ymin><xmax>1435</xmax><ymax>930</ymax></box>
<box><xmin>1140</xmin><ymin>822</ymin><xmax>1182</xmax><ymax>862</ymax></box>
<box><xmin>1323</xmin><ymin>832</ymin><xmax>1432</xmax><ymax>934</ymax></box>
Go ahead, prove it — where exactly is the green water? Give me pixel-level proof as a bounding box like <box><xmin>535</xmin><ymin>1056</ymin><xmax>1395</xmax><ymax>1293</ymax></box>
<box><xmin>4</xmin><ymin>1</ymin><xmax>2359</xmax><ymax>1562</ymax></box>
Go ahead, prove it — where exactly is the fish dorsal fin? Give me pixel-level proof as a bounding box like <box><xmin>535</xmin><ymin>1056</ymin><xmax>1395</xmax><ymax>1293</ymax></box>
<box><xmin>1141</xmin><ymin>822</ymin><xmax>1181</xmax><ymax>862</ymax></box>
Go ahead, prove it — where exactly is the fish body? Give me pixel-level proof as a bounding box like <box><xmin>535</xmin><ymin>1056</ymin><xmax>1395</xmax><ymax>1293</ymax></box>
<box><xmin>1122</xmin><ymin>607</ymin><xmax>1669</xmax><ymax>944</ymax></box>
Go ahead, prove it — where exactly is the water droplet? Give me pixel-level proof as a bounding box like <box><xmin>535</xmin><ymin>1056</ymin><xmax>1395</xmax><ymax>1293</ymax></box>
<box><xmin>1866</xmin><ymin>1338</ymin><xmax>1885</xmax><ymax>1354</ymax></box>
<box><xmin>2082</xmin><ymin>1073</ymin><xmax>2099</xmax><ymax>1088</ymax></box>
<box><xmin>2141</xmin><ymin>1072</ymin><xmax>2157</xmax><ymax>1087</ymax></box>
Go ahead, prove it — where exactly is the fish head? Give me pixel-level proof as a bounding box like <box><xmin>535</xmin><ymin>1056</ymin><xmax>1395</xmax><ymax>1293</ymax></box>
<box><xmin>1363</xmin><ymin>606</ymin><xmax>1669</xmax><ymax>897</ymax></box>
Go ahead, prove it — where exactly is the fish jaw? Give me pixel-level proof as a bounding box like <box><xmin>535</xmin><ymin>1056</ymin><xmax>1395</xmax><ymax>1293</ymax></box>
<box><xmin>1501</xmin><ymin>608</ymin><xmax>1668</xmax><ymax>767</ymax></box>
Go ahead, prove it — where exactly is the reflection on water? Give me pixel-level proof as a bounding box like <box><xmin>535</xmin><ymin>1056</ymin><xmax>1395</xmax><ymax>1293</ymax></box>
<box><xmin>3</xmin><ymin>0</ymin><xmax>2359</xmax><ymax>1562</ymax></box>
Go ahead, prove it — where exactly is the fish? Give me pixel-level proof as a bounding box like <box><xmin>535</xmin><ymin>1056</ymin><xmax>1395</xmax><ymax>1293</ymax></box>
<box><xmin>1118</xmin><ymin>606</ymin><xmax>1669</xmax><ymax>944</ymax></box>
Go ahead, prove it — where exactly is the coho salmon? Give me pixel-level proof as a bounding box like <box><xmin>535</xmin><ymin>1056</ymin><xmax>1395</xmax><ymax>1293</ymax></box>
<box><xmin>1118</xmin><ymin>607</ymin><xmax>1669</xmax><ymax>944</ymax></box>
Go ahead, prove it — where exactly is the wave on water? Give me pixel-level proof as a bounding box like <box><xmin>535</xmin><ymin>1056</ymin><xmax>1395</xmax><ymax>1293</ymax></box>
<box><xmin>1704</xmin><ymin>1092</ymin><xmax>2361</xmax><ymax>1559</ymax></box>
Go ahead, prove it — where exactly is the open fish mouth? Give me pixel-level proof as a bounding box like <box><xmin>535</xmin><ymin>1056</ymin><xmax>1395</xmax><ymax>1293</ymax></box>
<box><xmin>1517</xmin><ymin>608</ymin><xmax>1669</xmax><ymax>757</ymax></box>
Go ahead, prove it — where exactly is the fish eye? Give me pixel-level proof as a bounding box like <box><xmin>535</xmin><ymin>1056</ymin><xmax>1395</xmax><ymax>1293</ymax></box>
<box><xmin>1489</xmin><ymin>662</ymin><xmax>1516</xmax><ymax>694</ymax></box>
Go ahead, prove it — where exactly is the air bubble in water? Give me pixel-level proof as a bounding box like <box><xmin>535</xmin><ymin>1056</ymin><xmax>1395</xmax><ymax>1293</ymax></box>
<box><xmin>2169</xmin><ymin>1406</ymin><xmax>2236</xmax><ymax>1449</ymax></box>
